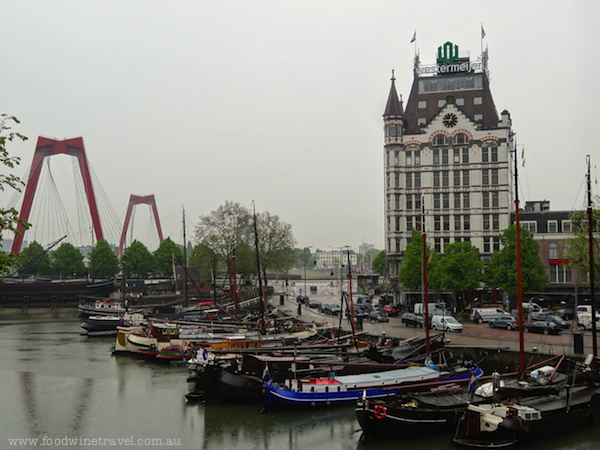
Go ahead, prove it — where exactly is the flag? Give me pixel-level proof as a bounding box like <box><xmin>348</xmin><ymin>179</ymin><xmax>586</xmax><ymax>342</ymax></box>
<box><xmin>410</xmin><ymin>31</ymin><xmax>416</xmax><ymax>43</ymax></box>
<box><xmin>521</xmin><ymin>148</ymin><xmax>525</xmax><ymax>167</ymax></box>
<box><xmin>262</xmin><ymin>362</ymin><xmax>270</xmax><ymax>382</ymax></box>
<box><xmin>468</xmin><ymin>371</ymin><xmax>479</xmax><ymax>397</ymax></box>
<box><xmin>481</xmin><ymin>25</ymin><xmax>486</xmax><ymax>39</ymax></box>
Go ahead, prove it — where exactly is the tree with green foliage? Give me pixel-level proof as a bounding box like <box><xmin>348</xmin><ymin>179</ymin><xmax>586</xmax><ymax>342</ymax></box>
<box><xmin>372</xmin><ymin>250</ymin><xmax>386</xmax><ymax>276</ymax></box>
<box><xmin>194</xmin><ymin>201</ymin><xmax>252</xmax><ymax>278</ymax></box>
<box><xmin>484</xmin><ymin>225</ymin><xmax>548</xmax><ymax>302</ymax></box>
<box><xmin>0</xmin><ymin>114</ymin><xmax>30</xmax><ymax>275</ymax></box>
<box><xmin>256</xmin><ymin>211</ymin><xmax>297</xmax><ymax>278</ymax></box>
<box><xmin>430</xmin><ymin>241</ymin><xmax>484</xmax><ymax>310</ymax></box>
<box><xmin>50</xmin><ymin>242</ymin><xmax>86</xmax><ymax>277</ymax></box>
<box><xmin>189</xmin><ymin>243</ymin><xmax>218</xmax><ymax>282</ymax></box>
<box><xmin>90</xmin><ymin>239</ymin><xmax>119</xmax><ymax>279</ymax></box>
<box><xmin>124</xmin><ymin>240</ymin><xmax>154</xmax><ymax>277</ymax></box>
<box><xmin>18</xmin><ymin>241</ymin><xmax>52</xmax><ymax>275</ymax></box>
<box><xmin>398</xmin><ymin>229</ymin><xmax>433</xmax><ymax>291</ymax></box>
<box><xmin>564</xmin><ymin>197</ymin><xmax>600</xmax><ymax>284</ymax></box>
<box><xmin>153</xmin><ymin>237</ymin><xmax>183</xmax><ymax>277</ymax></box>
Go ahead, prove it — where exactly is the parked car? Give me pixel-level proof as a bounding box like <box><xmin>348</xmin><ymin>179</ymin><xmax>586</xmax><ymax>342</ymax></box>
<box><xmin>368</xmin><ymin>310</ymin><xmax>389</xmax><ymax>323</ymax></box>
<box><xmin>531</xmin><ymin>307</ymin><xmax>553</xmax><ymax>318</ymax></box>
<box><xmin>401</xmin><ymin>312</ymin><xmax>424</xmax><ymax>328</ymax></box>
<box><xmin>555</xmin><ymin>308</ymin><xmax>575</xmax><ymax>320</ymax></box>
<box><xmin>535</xmin><ymin>314</ymin><xmax>571</xmax><ymax>329</ymax></box>
<box><xmin>524</xmin><ymin>321</ymin><xmax>562</xmax><ymax>335</ymax></box>
<box><xmin>471</xmin><ymin>308</ymin><xmax>506</xmax><ymax>323</ymax></box>
<box><xmin>296</xmin><ymin>295</ymin><xmax>309</xmax><ymax>304</ymax></box>
<box><xmin>381</xmin><ymin>304</ymin><xmax>399</xmax><ymax>317</ymax></box>
<box><xmin>324</xmin><ymin>304</ymin><xmax>341</xmax><ymax>316</ymax></box>
<box><xmin>346</xmin><ymin>305</ymin><xmax>370</xmax><ymax>318</ymax></box>
<box><xmin>489</xmin><ymin>314</ymin><xmax>518</xmax><ymax>330</ymax></box>
<box><xmin>308</xmin><ymin>298</ymin><xmax>319</xmax><ymax>308</ymax></box>
<box><xmin>431</xmin><ymin>315</ymin><xmax>463</xmax><ymax>332</ymax></box>
<box><xmin>319</xmin><ymin>303</ymin><xmax>333</xmax><ymax>314</ymax></box>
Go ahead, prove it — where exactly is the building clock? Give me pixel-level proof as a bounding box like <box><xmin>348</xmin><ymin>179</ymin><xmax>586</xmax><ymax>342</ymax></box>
<box><xmin>442</xmin><ymin>113</ymin><xmax>458</xmax><ymax>128</ymax></box>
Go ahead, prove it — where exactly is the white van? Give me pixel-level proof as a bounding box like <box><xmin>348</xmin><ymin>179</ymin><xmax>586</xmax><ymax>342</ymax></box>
<box><xmin>414</xmin><ymin>302</ymin><xmax>446</xmax><ymax>315</ymax></box>
<box><xmin>470</xmin><ymin>308</ymin><xmax>506</xmax><ymax>323</ymax></box>
<box><xmin>431</xmin><ymin>315</ymin><xmax>463</xmax><ymax>332</ymax></box>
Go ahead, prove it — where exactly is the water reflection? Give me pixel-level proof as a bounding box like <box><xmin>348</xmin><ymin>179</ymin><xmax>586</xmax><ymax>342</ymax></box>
<box><xmin>1</xmin><ymin>312</ymin><xmax>599</xmax><ymax>450</ymax></box>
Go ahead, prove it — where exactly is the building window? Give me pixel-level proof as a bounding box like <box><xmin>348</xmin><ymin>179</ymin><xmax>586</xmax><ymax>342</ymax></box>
<box><xmin>395</xmin><ymin>195</ymin><xmax>400</xmax><ymax>209</ymax></box>
<box><xmin>491</xmin><ymin>168</ymin><xmax>498</xmax><ymax>185</ymax></box>
<box><xmin>442</xmin><ymin>149</ymin><xmax>449</xmax><ymax>165</ymax></box>
<box><xmin>549</xmin><ymin>242</ymin><xmax>558</xmax><ymax>259</ymax></box>
<box><xmin>483</xmin><ymin>215</ymin><xmax>490</xmax><ymax>230</ymax></box>
<box><xmin>433</xmin><ymin>171</ymin><xmax>440</xmax><ymax>187</ymax></box>
<box><xmin>454</xmin><ymin>149</ymin><xmax>460</xmax><ymax>163</ymax></box>
<box><xmin>406</xmin><ymin>173</ymin><xmax>412</xmax><ymax>188</ymax></box>
<box><xmin>522</xmin><ymin>221</ymin><xmax>537</xmax><ymax>233</ymax></box>
<box><xmin>387</xmin><ymin>195</ymin><xmax>390</xmax><ymax>210</ymax></box>
<box><xmin>406</xmin><ymin>195</ymin><xmax>413</xmax><ymax>210</ymax></box>
<box><xmin>462</xmin><ymin>170</ymin><xmax>469</xmax><ymax>186</ymax></box>
<box><xmin>433</xmin><ymin>149</ymin><xmax>440</xmax><ymax>165</ymax></box>
<box><xmin>454</xmin><ymin>193</ymin><xmax>461</xmax><ymax>209</ymax></box>
<box><xmin>462</xmin><ymin>148</ymin><xmax>469</xmax><ymax>164</ymax></box>
<box><xmin>456</xmin><ymin>133</ymin><xmax>467</xmax><ymax>145</ymax></box>
<box><xmin>483</xmin><ymin>192</ymin><xmax>489</xmax><ymax>208</ymax></box>
<box><xmin>418</xmin><ymin>118</ymin><xmax>427</xmax><ymax>126</ymax></box>
<box><xmin>455</xmin><ymin>215</ymin><xmax>461</xmax><ymax>230</ymax></box>
<box><xmin>464</xmin><ymin>214</ymin><xmax>470</xmax><ymax>230</ymax></box>
<box><xmin>435</xmin><ymin>238</ymin><xmax>441</xmax><ymax>253</ymax></box>
<box><xmin>418</xmin><ymin>100</ymin><xmax>427</xmax><ymax>109</ymax></box>
<box><xmin>443</xmin><ymin>215</ymin><xmax>450</xmax><ymax>231</ymax></box>
<box><xmin>483</xmin><ymin>237</ymin><xmax>490</xmax><ymax>253</ymax></box>
<box><xmin>492</xmin><ymin>214</ymin><xmax>499</xmax><ymax>230</ymax></box>
<box><xmin>443</xmin><ymin>193</ymin><xmax>450</xmax><ymax>209</ymax></box>
<box><xmin>463</xmin><ymin>192</ymin><xmax>470</xmax><ymax>208</ymax></box>
<box><xmin>414</xmin><ymin>150</ymin><xmax>421</xmax><ymax>166</ymax></box>
<box><xmin>454</xmin><ymin>170</ymin><xmax>460</xmax><ymax>186</ymax></box>
<box><xmin>406</xmin><ymin>151</ymin><xmax>412</xmax><ymax>166</ymax></box>
<box><xmin>438</xmin><ymin>99</ymin><xmax>446</xmax><ymax>107</ymax></box>
<box><xmin>474</xmin><ymin>97</ymin><xmax>483</xmax><ymax>105</ymax></box>
<box><xmin>406</xmin><ymin>216</ymin><xmax>413</xmax><ymax>231</ymax></box>
<box><xmin>414</xmin><ymin>172</ymin><xmax>421</xmax><ymax>188</ymax></box>
<box><xmin>550</xmin><ymin>264</ymin><xmax>572</xmax><ymax>283</ymax></box>
<box><xmin>394</xmin><ymin>151</ymin><xmax>399</xmax><ymax>166</ymax></box>
<box><xmin>493</xmin><ymin>237</ymin><xmax>500</xmax><ymax>251</ymax></box>
<box><xmin>434</xmin><ymin>193</ymin><xmax>440</xmax><ymax>209</ymax></box>
<box><xmin>456</xmin><ymin>98</ymin><xmax>464</xmax><ymax>106</ymax></box>
<box><xmin>395</xmin><ymin>216</ymin><xmax>400</xmax><ymax>231</ymax></box>
<box><xmin>435</xmin><ymin>135</ymin><xmax>447</xmax><ymax>146</ymax></box>
<box><xmin>491</xmin><ymin>191</ymin><xmax>499</xmax><ymax>208</ymax></box>
<box><xmin>389</xmin><ymin>125</ymin><xmax>396</xmax><ymax>136</ymax></box>
<box><xmin>548</xmin><ymin>220</ymin><xmax>558</xmax><ymax>233</ymax></box>
<box><xmin>415</xmin><ymin>215</ymin><xmax>422</xmax><ymax>231</ymax></box>
<box><xmin>482</xmin><ymin>169</ymin><xmax>489</xmax><ymax>185</ymax></box>
<box><xmin>491</xmin><ymin>147</ymin><xmax>498</xmax><ymax>162</ymax></box>
<box><xmin>474</xmin><ymin>114</ymin><xmax>483</xmax><ymax>122</ymax></box>
<box><xmin>415</xmin><ymin>195</ymin><xmax>422</xmax><ymax>211</ymax></box>
<box><xmin>442</xmin><ymin>171</ymin><xmax>449</xmax><ymax>187</ymax></box>
<box><xmin>434</xmin><ymin>215</ymin><xmax>441</xmax><ymax>231</ymax></box>
<box><xmin>395</xmin><ymin>173</ymin><xmax>399</xmax><ymax>188</ymax></box>
<box><xmin>562</xmin><ymin>220</ymin><xmax>571</xmax><ymax>233</ymax></box>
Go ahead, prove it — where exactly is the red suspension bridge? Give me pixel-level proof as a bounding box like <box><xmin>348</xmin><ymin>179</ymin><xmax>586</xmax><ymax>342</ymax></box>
<box><xmin>9</xmin><ymin>137</ymin><xmax>165</xmax><ymax>256</ymax></box>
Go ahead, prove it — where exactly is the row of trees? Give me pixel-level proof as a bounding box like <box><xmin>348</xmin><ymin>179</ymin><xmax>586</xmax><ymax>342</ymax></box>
<box><xmin>395</xmin><ymin>226</ymin><xmax>548</xmax><ymax>310</ymax></box>
<box><xmin>18</xmin><ymin>237</ymin><xmax>183</xmax><ymax>279</ymax></box>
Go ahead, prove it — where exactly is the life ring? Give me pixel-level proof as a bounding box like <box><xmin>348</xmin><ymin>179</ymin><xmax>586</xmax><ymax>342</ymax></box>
<box><xmin>373</xmin><ymin>405</ymin><xmax>387</xmax><ymax>419</ymax></box>
<box><xmin>127</xmin><ymin>319</ymin><xmax>134</xmax><ymax>325</ymax></box>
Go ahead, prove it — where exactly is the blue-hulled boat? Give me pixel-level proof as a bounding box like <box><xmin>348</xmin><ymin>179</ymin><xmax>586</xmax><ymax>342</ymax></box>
<box><xmin>264</xmin><ymin>362</ymin><xmax>483</xmax><ymax>407</ymax></box>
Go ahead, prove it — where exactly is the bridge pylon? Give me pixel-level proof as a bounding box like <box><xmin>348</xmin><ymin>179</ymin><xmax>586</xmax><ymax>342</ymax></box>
<box><xmin>118</xmin><ymin>194</ymin><xmax>164</xmax><ymax>256</ymax></box>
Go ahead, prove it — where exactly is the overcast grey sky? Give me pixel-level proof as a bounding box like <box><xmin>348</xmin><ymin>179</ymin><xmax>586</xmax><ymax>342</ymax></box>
<box><xmin>1</xmin><ymin>1</ymin><xmax>598</xmax><ymax>254</ymax></box>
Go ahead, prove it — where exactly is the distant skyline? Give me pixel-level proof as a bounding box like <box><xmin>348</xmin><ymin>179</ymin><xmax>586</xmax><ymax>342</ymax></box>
<box><xmin>1</xmin><ymin>1</ymin><xmax>598</xmax><ymax>254</ymax></box>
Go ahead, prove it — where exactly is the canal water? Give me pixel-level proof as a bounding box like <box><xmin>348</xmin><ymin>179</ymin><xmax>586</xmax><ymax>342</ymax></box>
<box><xmin>1</xmin><ymin>310</ymin><xmax>599</xmax><ymax>450</ymax></box>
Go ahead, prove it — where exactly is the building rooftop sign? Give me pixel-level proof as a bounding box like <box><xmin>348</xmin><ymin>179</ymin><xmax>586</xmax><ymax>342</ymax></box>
<box><xmin>414</xmin><ymin>41</ymin><xmax>484</xmax><ymax>77</ymax></box>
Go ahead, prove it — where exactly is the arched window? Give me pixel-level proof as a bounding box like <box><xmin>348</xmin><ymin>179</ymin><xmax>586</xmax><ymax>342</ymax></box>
<box><xmin>434</xmin><ymin>135</ymin><xmax>447</xmax><ymax>146</ymax></box>
<box><xmin>455</xmin><ymin>133</ymin><xmax>468</xmax><ymax>145</ymax></box>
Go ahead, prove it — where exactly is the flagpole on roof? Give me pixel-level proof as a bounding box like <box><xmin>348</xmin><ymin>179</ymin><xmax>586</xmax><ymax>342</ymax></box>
<box><xmin>480</xmin><ymin>23</ymin><xmax>486</xmax><ymax>56</ymax></box>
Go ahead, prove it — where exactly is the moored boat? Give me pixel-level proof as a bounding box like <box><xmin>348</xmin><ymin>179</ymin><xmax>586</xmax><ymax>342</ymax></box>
<box><xmin>264</xmin><ymin>361</ymin><xmax>483</xmax><ymax>408</ymax></box>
